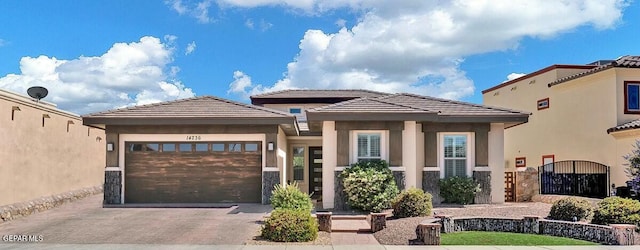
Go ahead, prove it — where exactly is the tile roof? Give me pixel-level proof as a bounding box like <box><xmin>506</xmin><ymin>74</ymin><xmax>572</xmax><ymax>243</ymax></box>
<box><xmin>83</xmin><ymin>96</ymin><xmax>293</xmax><ymax>119</ymax></box>
<box><xmin>250</xmin><ymin>89</ymin><xmax>387</xmax><ymax>99</ymax></box>
<box><xmin>549</xmin><ymin>56</ymin><xmax>640</xmax><ymax>87</ymax></box>
<box><xmin>607</xmin><ymin>119</ymin><xmax>640</xmax><ymax>134</ymax></box>
<box><xmin>307</xmin><ymin>96</ymin><xmax>430</xmax><ymax>113</ymax></box>
<box><xmin>378</xmin><ymin>93</ymin><xmax>530</xmax><ymax>117</ymax></box>
<box><xmin>306</xmin><ymin>93</ymin><xmax>529</xmax><ymax>124</ymax></box>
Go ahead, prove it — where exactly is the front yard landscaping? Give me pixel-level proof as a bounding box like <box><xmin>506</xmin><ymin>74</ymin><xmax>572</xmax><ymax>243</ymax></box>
<box><xmin>440</xmin><ymin>231</ymin><xmax>597</xmax><ymax>245</ymax></box>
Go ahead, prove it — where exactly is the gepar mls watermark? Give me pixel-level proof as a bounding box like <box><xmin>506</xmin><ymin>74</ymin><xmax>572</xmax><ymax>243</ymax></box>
<box><xmin>2</xmin><ymin>234</ymin><xmax>44</xmax><ymax>242</ymax></box>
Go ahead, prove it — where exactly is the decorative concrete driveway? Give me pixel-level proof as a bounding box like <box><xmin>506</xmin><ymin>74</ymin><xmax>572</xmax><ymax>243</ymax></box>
<box><xmin>0</xmin><ymin>195</ymin><xmax>271</xmax><ymax>245</ymax></box>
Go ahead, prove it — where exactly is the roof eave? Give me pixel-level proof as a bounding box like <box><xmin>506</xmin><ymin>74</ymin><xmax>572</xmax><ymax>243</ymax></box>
<box><xmin>82</xmin><ymin>117</ymin><xmax>296</xmax><ymax>126</ymax></box>
<box><xmin>306</xmin><ymin>112</ymin><xmax>436</xmax><ymax>121</ymax></box>
<box><xmin>422</xmin><ymin>115</ymin><xmax>530</xmax><ymax>124</ymax></box>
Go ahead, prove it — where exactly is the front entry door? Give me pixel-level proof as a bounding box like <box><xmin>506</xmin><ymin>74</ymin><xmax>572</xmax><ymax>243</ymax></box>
<box><xmin>309</xmin><ymin>147</ymin><xmax>323</xmax><ymax>200</ymax></box>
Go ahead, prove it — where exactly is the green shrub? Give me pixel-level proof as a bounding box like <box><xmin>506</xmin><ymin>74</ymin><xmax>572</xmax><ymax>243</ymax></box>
<box><xmin>270</xmin><ymin>182</ymin><xmax>313</xmax><ymax>212</ymax></box>
<box><xmin>392</xmin><ymin>188</ymin><xmax>433</xmax><ymax>218</ymax></box>
<box><xmin>439</xmin><ymin>176</ymin><xmax>480</xmax><ymax>205</ymax></box>
<box><xmin>548</xmin><ymin>197</ymin><xmax>593</xmax><ymax>221</ymax></box>
<box><xmin>340</xmin><ymin>160</ymin><xmax>399</xmax><ymax>212</ymax></box>
<box><xmin>592</xmin><ymin>197</ymin><xmax>640</xmax><ymax>229</ymax></box>
<box><xmin>261</xmin><ymin>209</ymin><xmax>318</xmax><ymax>242</ymax></box>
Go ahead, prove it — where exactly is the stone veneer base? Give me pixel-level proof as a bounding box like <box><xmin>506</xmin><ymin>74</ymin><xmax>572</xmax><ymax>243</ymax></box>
<box><xmin>0</xmin><ymin>186</ymin><xmax>103</xmax><ymax>223</ymax></box>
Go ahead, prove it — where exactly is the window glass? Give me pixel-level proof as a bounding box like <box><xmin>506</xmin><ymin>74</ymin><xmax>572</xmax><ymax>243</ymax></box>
<box><xmin>443</xmin><ymin>135</ymin><xmax>467</xmax><ymax>178</ymax></box>
<box><xmin>130</xmin><ymin>144</ymin><xmax>144</xmax><ymax>152</ymax></box>
<box><xmin>179</xmin><ymin>143</ymin><xmax>192</xmax><ymax>152</ymax></box>
<box><xmin>229</xmin><ymin>143</ymin><xmax>242</xmax><ymax>152</ymax></box>
<box><xmin>245</xmin><ymin>143</ymin><xmax>258</xmax><ymax>152</ymax></box>
<box><xmin>357</xmin><ymin>133</ymin><xmax>382</xmax><ymax>161</ymax></box>
<box><xmin>293</xmin><ymin>147</ymin><xmax>304</xmax><ymax>181</ymax></box>
<box><xmin>162</xmin><ymin>143</ymin><xmax>175</xmax><ymax>152</ymax></box>
<box><xmin>289</xmin><ymin>108</ymin><xmax>302</xmax><ymax>114</ymax></box>
<box><xmin>628</xmin><ymin>84</ymin><xmax>640</xmax><ymax>111</ymax></box>
<box><xmin>145</xmin><ymin>144</ymin><xmax>159</xmax><ymax>152</ymax></box>
<box><xmin>212</xmin><ymin>143</ymin><xmax>225</xmax><ymax>152</ymax></box>
<box><xmin>195</xmin><ymin>143</ymin><xmax>208</xmax><ymax>152</ymax></box>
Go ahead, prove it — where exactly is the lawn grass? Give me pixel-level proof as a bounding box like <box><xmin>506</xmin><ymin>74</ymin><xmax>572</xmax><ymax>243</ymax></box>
<box><xmin>441</xmin><ymin>231</ymin><xmax>598</xmax><ymax>245</ymax></box>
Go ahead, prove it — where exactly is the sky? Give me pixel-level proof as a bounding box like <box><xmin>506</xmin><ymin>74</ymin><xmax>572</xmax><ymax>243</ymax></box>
<box><xmin>0</xmin><ymin>0</ymin><xmax>638</xmax><ymax>115</ymax></box>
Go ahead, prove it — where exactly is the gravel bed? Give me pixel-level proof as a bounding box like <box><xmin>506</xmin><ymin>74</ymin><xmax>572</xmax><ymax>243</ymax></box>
<box><xmin>374</xmin><ymin>202</ymin><xmax>553</xmax><ymax>245</ymax></box>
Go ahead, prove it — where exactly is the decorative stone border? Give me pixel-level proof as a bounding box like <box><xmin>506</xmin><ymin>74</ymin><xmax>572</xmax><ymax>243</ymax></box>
<box><xmin>417</xmin><ymin>215</ymin><xmax>637</xmax><ymax>246</ymax></box>
<box><xmin>0</xmin><ymin>186</ymin><xmax>102</xmax><ymax>223</ymax></box>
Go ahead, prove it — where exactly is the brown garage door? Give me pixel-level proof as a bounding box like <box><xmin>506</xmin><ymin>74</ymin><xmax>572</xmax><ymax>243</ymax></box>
<box><xmin>124</xmin><ymin>141</ymin><xmax>262</xmax><ymax>203</ymax></box>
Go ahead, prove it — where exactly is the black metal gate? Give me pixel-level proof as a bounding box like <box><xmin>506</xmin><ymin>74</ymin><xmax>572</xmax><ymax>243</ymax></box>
<box><xmin>539</xmin><ymin>160</ymin><xmax>609</xmax><ymax>198</ymax></box>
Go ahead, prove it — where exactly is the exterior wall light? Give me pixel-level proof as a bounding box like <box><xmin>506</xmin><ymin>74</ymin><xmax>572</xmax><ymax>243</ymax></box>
<box><xmin>267</xmin><ymin>142</ymin><xmax>274</xmax><ymax>151</ymax></box>
<box><xmin>42</xmin><ymin>114</ymin><xmax>50</xmax><ymax>127</ymax></box>
<box><xmin>107</xmin><ymin>142</ymin><xmax>114</xmax><ymax>152</ymax></box>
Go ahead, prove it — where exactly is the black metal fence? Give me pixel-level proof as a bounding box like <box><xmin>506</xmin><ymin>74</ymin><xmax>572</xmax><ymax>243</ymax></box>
<box><xmin>539</xmin><ymin>160</ymin><xmax>609</xmax><ymax>198</ymax></box>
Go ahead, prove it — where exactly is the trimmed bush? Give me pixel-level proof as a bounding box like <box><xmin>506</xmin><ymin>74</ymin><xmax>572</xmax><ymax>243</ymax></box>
<box><xmin>548</xmin><ymin>197</ymin><xmax>593</xmax><ymax>221</ymax></box>
<box><xmin>340</xmin><ymin>160</ymin><xmax>399</xmax><ymax>212</ymax></box>
<box><xmin>270</xmin><ymin>182</ymin><xmax>313</xmax><ymax>212</ymax></box>
<box><xmin>439</xmin><ymin>176</ymin><xmax>480</xmax><ymax>205</ymax></box>
<box><xmin>392</xmin><ymin>188</ymin><xmax>433</xmax><ymax>218</ymax></box>
<box><xmin>261</xmin><ymin>209</ymin><xmax>318</xmax><ymax>242</ymax></box>
<box><xmin>592</xmin><ymin>197</ymin><xmax>640</xmax><ymax>229</ymax></box>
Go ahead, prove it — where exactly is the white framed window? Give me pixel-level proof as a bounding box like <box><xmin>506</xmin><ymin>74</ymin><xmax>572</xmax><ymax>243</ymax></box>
<box><xmin>289</xmin><ymin>108</ymin><xmax>302</xmax><ymax>114</ymax></box>
<box><xmin>352</xmin><ymin>131</ymin><xmax>387</xmax><ymax>163</ymax></box>
<box><xmin>438</xmin><ymin>133</ymin><xmax>474</xmax><ymax>178</ymax></box>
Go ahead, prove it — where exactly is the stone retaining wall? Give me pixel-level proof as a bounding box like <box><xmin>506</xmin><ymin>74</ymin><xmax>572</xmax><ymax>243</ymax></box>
<box><xmin>421</xmin><ymin>215</ymin><xmax>636</xmax><ymax>245</ymax></box>
<box><xmin>0</xmin><ymin>185</ymin><xmax>102</xmax><ymax>223</ymax></box>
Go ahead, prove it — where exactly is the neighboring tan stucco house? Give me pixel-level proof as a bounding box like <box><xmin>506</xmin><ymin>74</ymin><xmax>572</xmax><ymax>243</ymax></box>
<box><xmin>0</xmin><ymin>88</ymin><xmax>104</xmax><ymax>211</ymax></box>
<box><xmin>482</xmin><ymin>56</ymin><xmax>640</xmax><ymax>189</ymax></box>
<box><xmin>83</xmin><ymin>90</ymin><xmax>529</xmax><ymax>208</ymax></box>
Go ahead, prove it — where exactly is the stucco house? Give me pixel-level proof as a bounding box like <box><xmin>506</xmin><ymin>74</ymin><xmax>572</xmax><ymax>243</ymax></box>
<box><xmin>482</xmin><ymin>56</ymin><xmax>640</xmax><ymax>191</ymax></box>
<box><xmin>83</xmin><ymin>90</ymin><xmax>529</xmax><ymax>208</ymax></box>
<box><xmin>0</xmin><ymin>88</ymin><xmax>104</xmax><ymax>221</ymax></box>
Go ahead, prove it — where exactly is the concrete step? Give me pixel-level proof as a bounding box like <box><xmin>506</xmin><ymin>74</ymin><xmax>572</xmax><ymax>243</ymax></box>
<box><xmin>331</xmin><ymin>215</ymin><xmax>367</xmax><ymax>220</ymax></box>
<box><xmin>331</xmin><ymin>218</ymin><xmax>371</xmax><ymax>233</ymax></box>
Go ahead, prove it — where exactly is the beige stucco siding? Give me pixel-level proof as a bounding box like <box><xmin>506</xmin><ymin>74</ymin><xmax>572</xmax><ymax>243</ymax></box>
<box><xmin>484</xmin><ymin>67</ymin><xmax>640</xmax><ymax>187</ymax></box>
<box><xmin>612</xmin><ymin>130</ymin><xmax>640</xmax><ymax>186</ymax></box>
<box><xmin>0</xmin><ymin>90</ymin><xmax>104</xmax><ymax>206</ymax></box>
<box><xmin>277</xmin><ymin>126</ymin><xmax>288</xmax><ymax>185</ymax></box>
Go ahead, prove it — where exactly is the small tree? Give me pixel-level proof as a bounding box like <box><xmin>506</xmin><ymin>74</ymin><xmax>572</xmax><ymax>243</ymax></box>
<box><xmin>624</xmin><ymin>140</ymin><xmax>640</xmax><ymax>193</ymax></box>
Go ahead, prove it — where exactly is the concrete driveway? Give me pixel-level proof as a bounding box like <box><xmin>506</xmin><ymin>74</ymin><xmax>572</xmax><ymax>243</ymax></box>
<box><xmin>0</xmin><ymin>195</ymin><xmax>271</xmax><ymax>245</ymax></box>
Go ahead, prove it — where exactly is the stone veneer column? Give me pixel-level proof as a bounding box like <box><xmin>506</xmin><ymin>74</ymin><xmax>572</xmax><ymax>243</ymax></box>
<box><xmin>422</xmin><ymin>171</ymin><xmax>441</xmax><ymax>204</ymax></box>
<box><xmin>104</xmin><ymin>171</ymin><xmax>122</xmax><ymax>204</ymax></box>
<box><xmin>392</xmin><ymin>171</ymin><xmax>406</xmax><ymax>191</ymax></box>
<box><xmin>333</xmin><ymin>170</ymin><xmax>350</xmax><ymax>211</ymax></box>
<box><xmin>262</xmin><ymin>171</ymin><xmax>280</xmax><ymax>204</ymax></box>
<box><xmin>473</xmin><ymin>170</ymin><xmax>492</xmax><ymax>204</ymax></box>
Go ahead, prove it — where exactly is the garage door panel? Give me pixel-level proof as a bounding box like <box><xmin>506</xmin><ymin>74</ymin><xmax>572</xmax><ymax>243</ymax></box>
<box><xmin>124</xmin><ymin>141</ymin><xmax>262</xmax><ymax>203</ymax></box>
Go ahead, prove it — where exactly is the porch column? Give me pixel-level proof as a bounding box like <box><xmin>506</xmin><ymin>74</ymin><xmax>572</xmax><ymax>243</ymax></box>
<box><xmin>322</xmin><ymin>121</ymin><xmax>337</xmax><ymax>209</ymax></box>
<box><xmin>488</xmin><ymin>123</ymin><xmax>505</xmax><ymax>203</ymax></box>
<box><xmin>403</xmin><ymin>121</ymin><xmax>418</xmax><ymax>189</ymax></box>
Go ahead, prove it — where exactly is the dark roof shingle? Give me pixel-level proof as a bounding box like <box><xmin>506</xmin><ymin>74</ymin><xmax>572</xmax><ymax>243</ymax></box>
<box><xmin>378</xmin><ymin>93</ymin><xmax>530</xmax><ymax>117</ymax></box>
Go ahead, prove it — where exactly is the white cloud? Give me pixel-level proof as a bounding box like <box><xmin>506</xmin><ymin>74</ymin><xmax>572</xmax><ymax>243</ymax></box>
<box><xmin>245</xmin><ymin>19</ymin><xmax>255</xmax><ymax>29</ymax></box>
<box><xmin>245</xmin><ymin>18</ymin><xmax>273</xmax><ymax>31</ymax></box>
<box><xmin>506</xmin><ymin>73</ymin><xmax>527</xmax><ymax>82</ymax></box>
<box><xmin>0</xmin><ymin>36</ymin><xmax>195</xmax><ymax>114</ymax></box>
<box><xmin>185</xmin><ymin>41</ymin><xmax>197</xmax><ymax>55</ymax></box>
<box><xmin>227</xmin><ymin>0</ymin><xmax>630</xmax><ymax>100</ymax></box>
<box><xmin>165</xmin><ymin>0</ymin><xmax>213</xmax><ymax>23</ymax></box>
